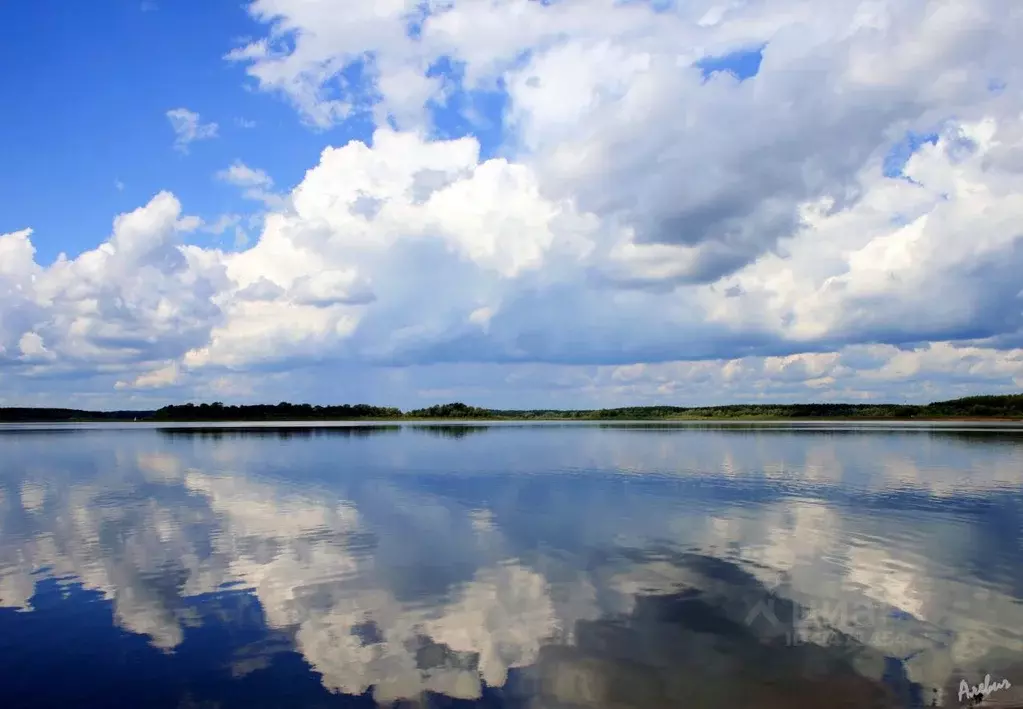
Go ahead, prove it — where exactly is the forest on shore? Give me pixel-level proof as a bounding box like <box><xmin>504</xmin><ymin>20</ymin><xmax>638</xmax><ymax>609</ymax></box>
<box><xmin>2</xmin><ymin>394</ymin><xmax>1023</xmax><ymax>423</ymax></box>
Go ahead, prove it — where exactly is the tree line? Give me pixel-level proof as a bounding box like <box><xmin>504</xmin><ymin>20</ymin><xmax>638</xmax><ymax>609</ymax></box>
<box><xmin>2</xmin><ymin>394</ymin><xmax>1022</xmax><ymax>423</ymax></box>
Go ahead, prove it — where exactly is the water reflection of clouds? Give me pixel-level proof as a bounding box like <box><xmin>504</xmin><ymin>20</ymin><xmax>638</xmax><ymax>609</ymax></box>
<box><xmin>689</xmin><ymin>495</ymin><xmax>1023</xmax><ymax>695</ymax></box>
<box><xmin>0</xmin><ymin>425</ymin><xmax>1021</xmax><ymax>705</ymax></box>
<box><xmin>188</xmin><ymin>472</ymin><xmax>521</xmax><ymax>699</ymax></box>
<box><xmin>1</xmin><ymin>452</ymin><xmax>578</xmax><ymax>701</ymax></box>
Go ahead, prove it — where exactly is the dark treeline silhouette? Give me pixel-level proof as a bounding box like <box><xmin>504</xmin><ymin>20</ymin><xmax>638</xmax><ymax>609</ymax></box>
<box><xmin>150</xmin><ymin>402</ymin><xmax>403</xmax><ymax>421</ymax></box>
<box><xmin>0</xmin><ymin>408</ymin><xmax>153</xmax><ymax>423</ymax></box>
<box><xmin>404</xmin><ymin>402</ymin><xmax>494</xmax><ymax>419</ymax></box>
<box><xmin>488</xmin><ymin>394</ymin><xmax>1023</xmax><ymax>420</ymax></box>
<box><xmin>492</xmin><ymin>403</ymin><xmax>921</xmax><ymax>420</ymax></box>
<box><xmin>2</xmin><ymin>394</ymin><xmax>1022</xmax><ymax>423</ymax></box>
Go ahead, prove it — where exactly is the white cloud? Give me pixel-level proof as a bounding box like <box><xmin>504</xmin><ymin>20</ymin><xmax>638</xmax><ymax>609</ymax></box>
<box><xmin>115</xmin><ymin>361</ymin><xmax>181</xmax><ymax>390</ymax></box>
<box><xmin>217</xmin><ymin>161</ymin><xmax>273</xmax><ymax>189</ymax></box>
<box><xmin>166</xmin><ymin>107</ymin><xmax>219</xmax><ymax>153</ymax></box>
<box><xmin>216</xmin><ymin>161</ymin><xmax>285</xmax><ymax>209</ymax></box>
<box><xmin>223</xmin><ymin>0</ymin><xmax>1020</xmax><ymax>280</ymax></box>
<box><xmin>1</xmin><ymin>193</ymin><xmax>227</xmax><ymax>389</ymax></box>
<box><xmin>17</xmin><ymin>332</ymin><xmax>54</xmax><ymax>362</ymax></box>
<box><xmin>202</xmin><ymin>213</ymin><xmax>242</xmax><ymax>236</ymax></box>
<box><xmin>6</xmin><ymin>111</ymin><xmax>1023</xmax><ymax>404</ymax></box>
<box><xmin>3</xmin><ymin>0</ymin><xmax>1023</xmax><ymax>404</ymax></box>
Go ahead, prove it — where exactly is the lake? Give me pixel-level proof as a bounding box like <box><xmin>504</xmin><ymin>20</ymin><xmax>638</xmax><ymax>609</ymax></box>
<box><xmin>1</xmin><ymin>422</ymin><xmax>1022</xmax><ymax>708</ymax></box>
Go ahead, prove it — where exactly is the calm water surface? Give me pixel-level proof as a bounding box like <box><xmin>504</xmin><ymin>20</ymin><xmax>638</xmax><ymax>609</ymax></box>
<box><xmin>1</xmin><ymin>422</ymin><xmax>1022</xmax><ymax>708</ymax></box>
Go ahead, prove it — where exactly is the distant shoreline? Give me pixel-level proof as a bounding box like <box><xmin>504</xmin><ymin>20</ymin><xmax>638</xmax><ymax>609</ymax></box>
<box><xmin>2</xmin><ymin>394</ymin><xmax>1022</xmax><ymax>424</ymax></box>
<box><xmin>5</xmin><ymin>416</ymin><xmax>1023</xmax><ymax>425</ymax></box>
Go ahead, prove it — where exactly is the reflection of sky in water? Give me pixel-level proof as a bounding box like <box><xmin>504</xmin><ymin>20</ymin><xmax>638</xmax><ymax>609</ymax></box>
<box><xmin>0</xmin><ymin>423</ymin><xmax>1022</xmax><ymax>708</ymax></box>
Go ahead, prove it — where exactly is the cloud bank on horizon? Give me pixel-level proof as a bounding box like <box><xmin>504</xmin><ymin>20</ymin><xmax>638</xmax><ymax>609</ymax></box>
<box><xmin>2</xmin><ymin>0</ymin><xmax>1022</xmax><ymax>408</ymax></box>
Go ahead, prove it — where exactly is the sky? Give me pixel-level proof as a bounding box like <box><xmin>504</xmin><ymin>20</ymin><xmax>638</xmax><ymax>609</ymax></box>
<box><xmin>1</xmin><ymin>0</ymin><xmax>1022</xmax><ymax>410</ymax></box>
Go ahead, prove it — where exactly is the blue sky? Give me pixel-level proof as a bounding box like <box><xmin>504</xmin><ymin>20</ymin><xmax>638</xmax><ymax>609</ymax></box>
<box><xmin>0</xmin><ymin>0</ymin><xmax>1020</xmax><ymax>408</ymax></box>
<box><xmin>0</xmin><ymin>1</ymin><xmax>363</xmax><ymax>261</ymax></box>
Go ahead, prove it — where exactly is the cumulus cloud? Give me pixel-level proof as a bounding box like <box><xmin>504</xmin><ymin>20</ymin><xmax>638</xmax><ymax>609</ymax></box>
<box><xmin>225</xmin><ymin>0</ymin><xmax>1018</xmax><ymax>275</ymax></box>
<box><xmin>0</xmin><ymin>193</ymin><xmax>227</xmax><ymax>392</ymax></box>
<box><xmin>166</xmin><ymin>107</ymin><xmax>219</xmax><ymax>153</ymax></box>
<box><xmin>3</xmin><ymin>0</ymin><xmax>1023</xmax><ymax>404</ymax></box>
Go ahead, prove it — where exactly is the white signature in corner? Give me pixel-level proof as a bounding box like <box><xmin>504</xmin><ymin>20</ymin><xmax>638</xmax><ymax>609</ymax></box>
<box><xmin>959</xmin><ymin>674</ymin><xmax>1012</xmax><ymax>705</ymax></box>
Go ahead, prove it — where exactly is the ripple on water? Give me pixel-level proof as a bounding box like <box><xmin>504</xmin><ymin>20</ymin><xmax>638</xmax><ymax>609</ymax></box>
<box><xmin>0</xmin><ymin>422</ymin><xmax>1021</xmax><ymax>707</ymax></box>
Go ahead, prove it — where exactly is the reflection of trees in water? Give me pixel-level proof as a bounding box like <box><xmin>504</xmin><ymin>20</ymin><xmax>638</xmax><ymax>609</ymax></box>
<box><xmin>595</xmin><ymin>423</ymin><xmax>1023</xmax><ymax>445</ymax></box>
<box><xmin>922</xmin><ymin>429</ymin><xmax>1023</xmax><ymax>448</ymax></box>
<box><xmin>157</xmin><ymin>423</ymin><xmax>503</xmax><ymax>441</ymax></box>
<box><xmin>0</xmin><ymin>429</ymin><xmax>95</xmax><ymax>438</ymax></box>
<box><xmin>408</xmin><ymin>425</ymin><xmax>494</xmax><ymax>439</ymax></box>
<box><xmin>158</xmin><ymin>425</ymin><xmax>402</xmax><ymax>441</ymax></box>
